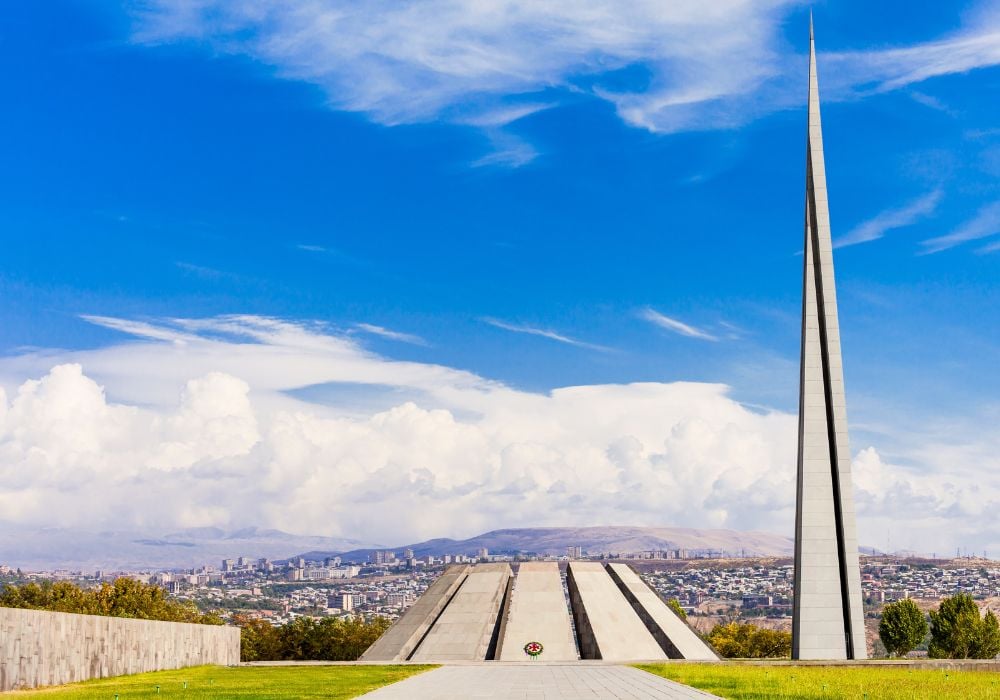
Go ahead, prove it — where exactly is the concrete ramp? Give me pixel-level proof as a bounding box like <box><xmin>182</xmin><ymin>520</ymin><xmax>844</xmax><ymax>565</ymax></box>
<box><xmin>497</xmin><ymin>562</ymin><xmax>577</xmax><ymax>661</ymax></box>
<box><xmin>606</xmin><ymin>563</ymin><xmax>718</xmax><ymax>661</ymax></box>
<box><xmin>410</xmin><ymin>563</ymin><xmax>512</xmax><ymax>661</ymax></box>
<box><xmin>566</xmin><ymin>562</ymin><xmax>666</xmax><ymax>661</ymax></box>
<box><xmin>361</xmin><ymin>564</ymin><xmax>471</xmax><ymax>661</ymax></box>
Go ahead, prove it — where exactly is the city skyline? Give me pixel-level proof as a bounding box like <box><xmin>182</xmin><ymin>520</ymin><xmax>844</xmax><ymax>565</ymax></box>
<box><xmin>1</xmin><ymin>2</ymin><xmax>999</xmax><ymax>558</ymax></box>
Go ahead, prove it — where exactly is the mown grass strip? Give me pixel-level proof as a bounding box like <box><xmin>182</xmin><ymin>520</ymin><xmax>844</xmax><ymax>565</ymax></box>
<box><xmin>637</xmin><ymin>662</ymin><xmax>1000</xmax><ymax>700</ymax></box>
<box><xmin>5</xmin><ymin>664</ymin><xmax>436</xmax><ymax>699</ymax></box>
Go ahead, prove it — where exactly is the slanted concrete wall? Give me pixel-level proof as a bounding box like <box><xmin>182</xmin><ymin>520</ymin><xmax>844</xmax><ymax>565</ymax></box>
<box><xmin>606</xmin><ymin>563</ymin><xmax>717</xmax><ymax>661</ymax></box>
<box><xmin>410</xmin><ymin>563</ymin><xmax>511</xmax><ymax>661</ymax></box>
<box><xmin>498</xmin><ymin>563</ymin><xmax>577</xmax><ymax>661</ymax></box>
<box><xmin>566</xmin><ymin>562</ymin><xmax>665</xmax><ymax>661</ymax></box>
<box><xmin>0</xmin><ymin>607</ymin><xmax>240</xmax><ymax>691</ymax></box>
<box><xmin>361</xmin><ymin>564</ymin><xmax>471</xmax><ymax>661</ymax></box>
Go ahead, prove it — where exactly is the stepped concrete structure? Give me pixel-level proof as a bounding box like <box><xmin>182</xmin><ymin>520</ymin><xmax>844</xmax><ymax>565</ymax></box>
<box><xmin>792</xmin><ymin>18</ymin><xmax>867</xmax><ymax>661</ymax></box>
<box><xmin>363</xmin><ymin>562</ymin><xmax>717</xmax><ymax>662</ymax></box>
<box><xmin>361</xmin><ymin>564</ymin><xmax>471</xmax><ymax>661</ymax></box>
<box><xmin>410</xmin><ymin>563</ymin><xmax>512</xmax><ymax>661</ymax></box>
<box><xmin>566</xmin><ymin>562</ymin><xmax>666</xmax><ymax>661</ymax></box>
<box><xmin>606</xmin><ymin>563</ymin><xmax>717</xmax><ymax>661</ymax></box>
<box><xmin>496</xmin><ymin>562</ymin><xmax>577</xmax><ymax>661</ymax></box>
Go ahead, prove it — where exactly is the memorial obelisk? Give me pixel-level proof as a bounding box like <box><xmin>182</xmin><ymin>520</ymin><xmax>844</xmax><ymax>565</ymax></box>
<box><xmin>792</xmin><ymin>18</ymin><xmax>867</xmax><ymax>660</ymax></box>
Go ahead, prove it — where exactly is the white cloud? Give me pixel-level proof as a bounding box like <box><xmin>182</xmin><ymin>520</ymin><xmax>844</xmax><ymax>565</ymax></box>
<box><xmin>354</xmin><ymin>323</ymin><xmax>427</xmax><ymax>346</ymax></box>
<box><xmin>920</xmin><ymin>201</ymin><xmax>1000</xmax><ymax>253</ymax></box>
<box><xmin>835</xmin><ymin>190</ymin><xmax>942</xmax><ymax>249</ymax></box>
<box><xmin>482</xmin><ymin>317</ymin><xmax>609</xmax><ymax>351</ymax></box>
<box><xmin>639</xmin><ymin>307</ymin><xmax>718</xmax><ymax>341</ymax></box>
<box><xmin>130</xmin><ymin>0</ymin><xmax>796</xmax><ymax>139</ymax></box>
<box><xmin>823</xmin><ymin>20</ymin><xmax>1000</xmax><ymax>97</ymax></box>
<box><xmin>0</xmin><ymin>315</ymin><xmax>996</xmax><ymax>557</ymax></box>
<box><xmin>128</xmin><ymin>0</ymin><xmax>1000</xmax><ymax>151</ymax></box>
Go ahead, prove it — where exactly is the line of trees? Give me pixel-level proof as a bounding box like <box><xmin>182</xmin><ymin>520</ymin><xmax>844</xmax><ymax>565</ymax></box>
<box><xmin>0</xmin><ymin>578</ymin><xmax>222</xmax><ymax>625</ymax></box>
<box><xmin>235</xmin><ymin>614</ymin><xmax>391</xmax><ymax>661</ymax></box>
<box><xmin>879</xmin><ymin>593</ymin><xmax>1000</xmax><ymax>659</ymax></box>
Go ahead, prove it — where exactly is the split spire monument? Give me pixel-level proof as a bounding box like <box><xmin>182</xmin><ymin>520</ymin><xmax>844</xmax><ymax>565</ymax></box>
<box><xmin>792</xmin><ymin>19</ymin><xmax>867</xmax><ymax>661</ymax></box>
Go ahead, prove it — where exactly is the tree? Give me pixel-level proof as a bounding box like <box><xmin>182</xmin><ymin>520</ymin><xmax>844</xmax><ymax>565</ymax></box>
<box><xmin>666</xmin><ymin>598</ymin><xmax>687</xmax><ymax>621</ymax></box>
<box><xmin>234</xmin><ymin>614</ymin><xmax>284</xmax><ymax>661</ymax></box>
<box><xmin>0</xmin><ymin>578</ymin><xmax>221</xmax><ymax>625</ymax></box>
<box><xmin>233</xmin><ymin>614</ymin><xmax>392</xmax><ymax>662</ymax></box>
<box><xmin>879</xmin><ymin>599</ymin><xmax>928</xmax><ymax>657</ymax></box>
<box><xmin>929</xmin><ymin>593</ymin><xmax>1000</xmax><ymax>659</ymax></box>
<box><xmin>707</xmin><ymin>622</ymin><xmax>791</xmax><ymax>658</ymax></box>
<box><xmin>971</xmin><ymin>610</ymin><xmax>1000</xmax><ymax>660</ymax></box>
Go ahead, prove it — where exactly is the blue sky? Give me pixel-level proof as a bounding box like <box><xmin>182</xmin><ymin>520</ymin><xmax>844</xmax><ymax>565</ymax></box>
<box><xmin>0</xmin><ymin>1</ymin><xmax>998</xmax><ymax>555</ymax></box>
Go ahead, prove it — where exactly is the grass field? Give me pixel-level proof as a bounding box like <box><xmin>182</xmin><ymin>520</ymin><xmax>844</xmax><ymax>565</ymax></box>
<box><xmin>637</xmin><ymin>662</ymin><xmax>1000</xmax><ymax>699</ymax></box>
<box><xmin>4</xmin><ymin>665</ymin><xmax>436</xmax><ymax>699</ymax></box>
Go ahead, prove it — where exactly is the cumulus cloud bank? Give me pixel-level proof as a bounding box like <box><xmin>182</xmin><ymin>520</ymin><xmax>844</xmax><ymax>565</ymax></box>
<box><xmin>1</xmin><ymin>315</ymin><xmax>996</xmax><ymax>556</ymax></box>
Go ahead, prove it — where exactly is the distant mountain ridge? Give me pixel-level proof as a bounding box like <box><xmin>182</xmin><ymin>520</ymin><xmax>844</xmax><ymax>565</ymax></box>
<box><xmin>297</xmin><ymin>525</ymin><xmax>795</xmax><ymax>562</ymax></box>
<box><xmin>0</xmin><ymin>524</ymin><xmax>380</xmax><ymax>571</ymax></box>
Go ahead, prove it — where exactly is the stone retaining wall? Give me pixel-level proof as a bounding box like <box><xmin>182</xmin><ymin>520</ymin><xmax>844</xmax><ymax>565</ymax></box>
<box><xmin>0</xmin><ymin>607</ymin><xmax>240</xmax><ymax>691</ymax></box>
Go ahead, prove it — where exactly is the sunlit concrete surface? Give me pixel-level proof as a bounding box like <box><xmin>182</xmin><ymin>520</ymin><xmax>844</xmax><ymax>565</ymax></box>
<box><xmin>498</xmin><ymin>562</ymin><xmax>577</xmax><ymax>661</ymax></box>
<box><xmin>355</xmin><ymin>664</ymin><xmax>720</xmax><ymax>699</ymax></box>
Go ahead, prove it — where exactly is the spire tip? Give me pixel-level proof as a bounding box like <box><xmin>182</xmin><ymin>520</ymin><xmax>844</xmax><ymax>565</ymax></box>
<box><xmin>809</xmin><ymin>10</ymin><xmax>814</xmax><ymax>41</ymax></box>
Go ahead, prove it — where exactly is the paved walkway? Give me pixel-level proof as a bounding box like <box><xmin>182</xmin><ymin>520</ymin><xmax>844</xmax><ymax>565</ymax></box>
<box><xmin>357</xmin><ymin>664</ymin><xmax>719</xmax><ymax>699</ymax></box>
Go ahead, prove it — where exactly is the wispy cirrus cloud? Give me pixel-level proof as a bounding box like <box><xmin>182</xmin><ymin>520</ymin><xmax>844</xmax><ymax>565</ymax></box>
<box><xmin>128</xmin><ymin>0</ymin><xmax>796</xmax><ymax>148</ymax></box>
<box><xmin>921</xmin><ymin>201</ymin><xmax>1000</xmax><ymax>254</ymax></box>
<box><xmin>130</xmin><ymin>1</ymin><xmax>1000</xmax><ymax>149</ymax></box>
<box><xmin>354</xmin><ymin>323</ymin><xmax>427</xmax><ymax>346</ymax></box>
<box><xmin>482</xmin><ymin>317</ymin><xmax>609</xmax><ymax>351</ymax></box>
<box><xmin>835</xmin><ymin>190</ymin><xmax>942</xmax><ymax>249</ymax></box>
<box><xmin>823</xmin><ymin>30</ymin><xmax>1000</xmax><ymax>99</ymax></box>
<box><xmin>639</xmin><ymin>307</ymin><xmax>718</xmax><ymax>341</ymax></box>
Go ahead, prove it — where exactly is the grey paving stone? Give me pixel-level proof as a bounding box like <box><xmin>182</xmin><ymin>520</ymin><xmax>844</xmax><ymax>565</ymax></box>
<box><xmin>356</xmin><ymin>664</ymin><xmax>720</xmax><ymax>699</ymax></box>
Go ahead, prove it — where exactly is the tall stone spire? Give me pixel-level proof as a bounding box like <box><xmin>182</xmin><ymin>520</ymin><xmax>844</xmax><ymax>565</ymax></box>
<box><xmin>792</xmin><ymin>17</ymin><xmax>867</xmax><ymax>660</ymax></box>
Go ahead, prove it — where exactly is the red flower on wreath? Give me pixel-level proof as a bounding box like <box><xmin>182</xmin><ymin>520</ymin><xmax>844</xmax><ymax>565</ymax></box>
<box><xmin>523</xmin><ymin>641</ymin><xmax>544</xmax><ymax>657</ymax></box>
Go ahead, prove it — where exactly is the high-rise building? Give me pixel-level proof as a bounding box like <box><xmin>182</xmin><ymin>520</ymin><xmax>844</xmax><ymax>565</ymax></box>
<box><xmin>478</xmin><ymin>548</ymin><xmax>489</xmax><ymax>561</ymax></box>
<box><xmin>792</xmin><ymin>18</ymin><xmax>866</xmax><ymax>661</ymax></box>
<box><xmin>567</xmin><ymin>546</ymin><xmax>583</xmax><ymax>559</ymax></box>
<box><xmin>373</xmin><ymin>550</ymin><xmax>396</xmax><ymax>565</ymax></box>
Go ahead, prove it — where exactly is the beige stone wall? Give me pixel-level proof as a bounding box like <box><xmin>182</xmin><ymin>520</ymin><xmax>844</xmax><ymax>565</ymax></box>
<box><xmin>0</xmin><ymin>607</ymin><xmax>240</xmax><ymax>691</ymax></box>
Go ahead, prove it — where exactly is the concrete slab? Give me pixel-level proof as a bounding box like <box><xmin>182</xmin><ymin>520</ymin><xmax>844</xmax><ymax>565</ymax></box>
<box><xmin>606</xmin><ymin>563</ymin><xmax>717</xmax><ymax>661</ymax></box>
<box><xmin>497</xmin><ymin>562</ymin><xmax>578</xmax><ymax>661</ymax></box>
<box><xmin>355</xmin><ymin>664</ymin><xmax>720</xmax><ymax>699</ymax></box>
<box><xmin>566</xmin><ymin>562</ymin><xmax>666</xmax><ymax>661</ymax></box>
<box><xmin>361</xmin><ymin>565</ymin><xmax>471</xmax><ymax>661</ymax></box>
<box><xmin>410</xmin><ymin>563</ymin><xmax>512</xmax><ymax>661</ymax></box>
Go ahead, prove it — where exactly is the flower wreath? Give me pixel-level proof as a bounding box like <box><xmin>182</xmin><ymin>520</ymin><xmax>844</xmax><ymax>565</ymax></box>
<box><xmin>523</xmin><ymin>641</ymin><xmax>544</xmax><ymax>658</ymax></box>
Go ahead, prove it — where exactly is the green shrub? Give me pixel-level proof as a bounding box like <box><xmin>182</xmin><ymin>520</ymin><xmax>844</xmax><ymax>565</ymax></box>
<box><xmin>666</xmin><ymin>598</ymin><xmax>687</xmax><ymax>621</ymax></box>
<box><xmin>929</xmin><ymin>593</ymin><xmax>1000</xmax><ymax>659</ymax></box>
<box><xmin>707</xmin><ymin>621</ymin><xmax>791</xmax><ymax>658</ymax></box>
<box><xmin>235</xmin><ymin>614</ymin><xmax>391</xmax><ymax>662</ymax></box>
<box><xmin>879</xmin><ymin>598</ymin><xmax>928</xmax><ymax>657</ymax></box>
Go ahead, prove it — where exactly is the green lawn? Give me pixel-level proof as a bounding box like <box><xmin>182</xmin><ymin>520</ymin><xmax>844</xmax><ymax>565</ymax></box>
<box><xmin>637</xmin><ymin>662</ymin><xmax>1000</xmax><ymax>700</ymax></box>
<box><xmin>4</xmin><ymin>665</ymin><xmax>436</xmax><ymax>699</ymax></box>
